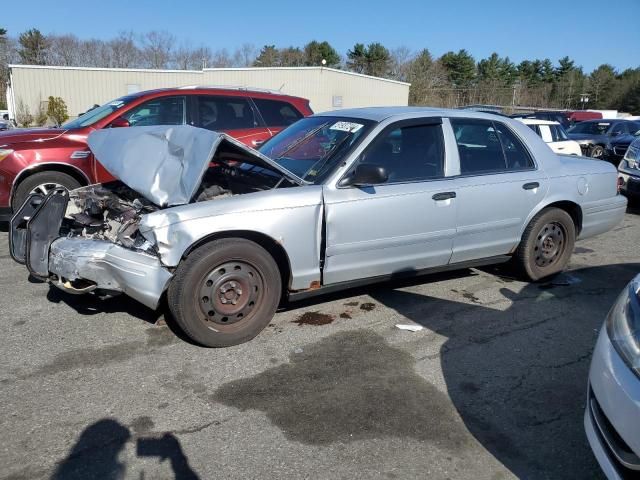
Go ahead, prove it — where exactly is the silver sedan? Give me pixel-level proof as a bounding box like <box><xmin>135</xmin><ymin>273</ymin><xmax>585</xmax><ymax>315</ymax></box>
<box><xmin>586</xmin><ymin>274</ymin><xmax>640</xmax><ymax>478</ymax></box>
<box><xmin>10</xmin><ymin>107</ymin><xmax>628</xmax><ymax>346</ymax></box>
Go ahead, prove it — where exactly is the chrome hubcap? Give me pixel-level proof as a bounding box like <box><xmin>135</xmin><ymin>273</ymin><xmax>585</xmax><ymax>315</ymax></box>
<box><xmin>198</xmin><ymin>261</ymin><xmax>262</xmax><ymax>325</ymax></box>
<box><xmin>534</xmin><ymin>222</ymin><xmax>566</xmax><ymax>267</ymax></box>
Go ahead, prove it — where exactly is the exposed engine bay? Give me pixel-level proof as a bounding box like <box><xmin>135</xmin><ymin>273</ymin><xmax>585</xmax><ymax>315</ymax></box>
<box><xmin>61</xmin><ymin>161</ymin><xmax>292</xmax><ymax>250</ymax></box>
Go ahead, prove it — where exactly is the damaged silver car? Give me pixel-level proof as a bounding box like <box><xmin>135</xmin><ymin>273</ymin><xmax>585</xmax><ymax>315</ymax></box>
<box><xmin>10</xmin><ymin>108</ymin><xmax>628</xmax><ymax>346</ymax></box>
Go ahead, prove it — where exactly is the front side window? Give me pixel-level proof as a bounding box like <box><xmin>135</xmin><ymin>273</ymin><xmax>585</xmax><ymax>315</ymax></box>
<box><xmin>197</xmin><ymin>96</ymin><xmax>257</xmax><ymax>131</ymax></box>
<box><xmin>253</xmin><ymin>98</ymin><xmax>303</xmax><ymax>127</ymax></box>
<box><xmin>122</xmin><ymin>96</ymin><xmax>186</xmax><ymax>126</ymax></box>
<box><xmin>356</xmin><ymin>122</ymin><xmax>444</xmax><ymax>183</ymax></box>
<box><xmin>451</xmin><ymin>118</ymin><xmax>534</xmax><ymax>174</ymax></box>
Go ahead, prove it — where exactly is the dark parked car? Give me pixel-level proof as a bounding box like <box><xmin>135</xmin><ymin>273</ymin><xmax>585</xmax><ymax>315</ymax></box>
<box><xmin>606</xmin><ymin>125</ymin><xmax>640</xmax><ymax>162</ymax></box>
<box><xmin>567</xmin><ymin>119</ymin><xmax>640</xmax><ymax>161</ymax></box>
<box><xmin>0</xmin><ymin>87</ymin><xmax>313</xmax><ymax>221</ymax></box>
<box><xmin>618</xmin><ymin>135</ymin><xmax>640</xmax><ymax>200</ymax></box>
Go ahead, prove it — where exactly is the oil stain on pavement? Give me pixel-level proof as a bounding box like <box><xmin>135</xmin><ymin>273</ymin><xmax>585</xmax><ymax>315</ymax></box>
<box><xmin>213</xmin><ymin>329</ymin><xmax>469</xmax><ymax>450</ymax></box>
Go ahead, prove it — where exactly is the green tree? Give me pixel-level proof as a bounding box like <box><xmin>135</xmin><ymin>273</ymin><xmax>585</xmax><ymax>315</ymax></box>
<box><xmin>18</xmin><ymin>28</ymin><xmax>48</xmax><ymax>64</ymax></box>
<box><xmin>477</xmin><ymin>53</ymin><xmax>517</xmax><ymax>86</ymax></box>
<box><xmin>589</xmin><ymin>64</ymin><xmax>616</xmax><ymax>107</ymax></box>
<box><xmin>253</xmin><ymin>45</ymin><xmax>279</xmax><ymax>67</ymax></box>
<box><xmin>346</xmin><ymin>43</ymin><xmax>367</xmax><ymax>73</ymax></box>
<box><xmin>279</xmin><ymin>47</ymin><xmax>304</xmax><ymax>66</ymax></box>
<box><xmin>440</xmin><ymin>49</ymin><xmax>476</xmax><ymax>87</ymax></box>
<box><xmin>303</xmin><ymin>40</ymin><xmax>340</xmax><ymax>67</ymax></box>
<box><xmin>46</xmin><ymin>96</ymin><xmax>69</xmax><ymax>126</ymax></box>
<box><xmin>365</xmin><ymin>42</ymin><xmax>391</xmax><ymax>77</ymax></box>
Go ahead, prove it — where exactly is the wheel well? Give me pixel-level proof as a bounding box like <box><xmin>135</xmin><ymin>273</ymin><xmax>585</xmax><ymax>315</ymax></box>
<box><xmin>11</xmin><ymin>164</ymin><xmax>90</xmax><ymax>201</ymax></box>
<box><xmin>544</xmin><ymin>201</ymin><xmax>582</xmax><ymax>234</ymax></box>
<box><xmin>184</xmin><ymin>230</ymin><xmax>293</xmax><ymax>293</ymax></box>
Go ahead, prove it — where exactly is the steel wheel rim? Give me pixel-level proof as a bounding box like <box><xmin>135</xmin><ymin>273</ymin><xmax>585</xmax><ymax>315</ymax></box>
<box><xmin>29</xmin><ymin>182</ymin><xmax>64</xmax><ymax>196</ymax></box>
<box><xmin>591</xmin><ymin>147</ymin><xmax>603</xmax><ymax>158</ymax></box>
<box><xmin>197</xmin><ymin>261</ymin><xmax>263</xmax><ymax>328</ymax></box>
<box><xmin>534</xmin><ymin>221</ymin><xmax>566</xmax><ymax>268</ymax></box>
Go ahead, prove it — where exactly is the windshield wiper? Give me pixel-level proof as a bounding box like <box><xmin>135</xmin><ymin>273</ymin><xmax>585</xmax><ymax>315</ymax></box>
<box><xmin>303</xmin><ymin>133</ymin><xmax>353</xmax><ymax>180</ymax></box>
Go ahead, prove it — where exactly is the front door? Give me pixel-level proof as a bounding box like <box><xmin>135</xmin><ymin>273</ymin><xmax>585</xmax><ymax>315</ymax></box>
<box><xmin>322</xmin><ymin>119</ymin><xmax>457</xmax><ymax>285</ymax></box>
<box><xmin>447</xmin><ymin>118</ymin><xmax>548</xmax><ymax>263</ymax></box>
<box><xmin>194</xmin><ymin>95</ymin><xmax>270</xmax><ymax>148</ymax></box>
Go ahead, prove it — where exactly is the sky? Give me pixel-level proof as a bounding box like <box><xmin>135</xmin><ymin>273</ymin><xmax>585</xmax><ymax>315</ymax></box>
<box><xmin>3</xmin><ymin>0</ymin><xmax>640</xmax><ymax>72</ymax></box>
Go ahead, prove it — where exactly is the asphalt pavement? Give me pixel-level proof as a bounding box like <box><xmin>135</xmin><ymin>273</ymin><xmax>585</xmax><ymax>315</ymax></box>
<box><xmin>1</xmin><ymin>206</ymin><xmax>639</xmax><ymax>480</ymax></box>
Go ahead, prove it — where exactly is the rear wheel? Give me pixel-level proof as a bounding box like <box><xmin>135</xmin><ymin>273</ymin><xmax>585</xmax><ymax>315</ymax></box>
<box><xmin>515</xmin><ymin>208</ymin><xmax>576</xmax><ymax>281</ymax></box>
<box><xmin>167</xmin><ymin>238</ymin><xmax>281</xmax><ymax>347</ymax></box>
<box><xmin>12</xmin><ymin>171</ymin><xmax>81</xmax><ymax>211</ymax></box>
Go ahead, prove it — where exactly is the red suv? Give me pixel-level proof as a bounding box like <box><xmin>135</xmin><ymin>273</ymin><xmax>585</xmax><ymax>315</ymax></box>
<box><xmin>0</xmin><ymin>87</ymin><xmax>312</xmax><ymax>220</ymax></box>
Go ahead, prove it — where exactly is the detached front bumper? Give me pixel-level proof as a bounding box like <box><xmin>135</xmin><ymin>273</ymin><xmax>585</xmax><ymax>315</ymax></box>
<box><xmin>10</xmin><ymin>190</ymin><xmax>172</xmax><ymax>310</ymax></box>
<box><xmin>49</xmin><ymin>237</ymin><xmax>172</xmax><ymax>310</ymax></box>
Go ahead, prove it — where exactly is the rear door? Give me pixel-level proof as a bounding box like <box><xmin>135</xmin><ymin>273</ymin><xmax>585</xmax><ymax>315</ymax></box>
<box><xmin>252</xmin><ymin>97</ymin><xmax>305</xmax><ymax>141</ymax></box>
<box><xmin>194</xmin><ymin>95</ymin><xmax>270</xmax><ymax>148</ymax></box>
<box><xmin>447</xmin><ymin>118</ymin><xmax>548</xmax><ymax>263</ymax></box>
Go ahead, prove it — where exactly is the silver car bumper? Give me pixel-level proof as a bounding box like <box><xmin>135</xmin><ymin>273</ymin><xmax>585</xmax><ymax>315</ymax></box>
<box><xmin>49</xmin><ymin>237</ymin><xmax>173</xmax><ymax>310</ymax></box>
<box><xmin>585</xmin><ymin>328</ymin><xmax>640</xmax><ymax>479</ymax></box>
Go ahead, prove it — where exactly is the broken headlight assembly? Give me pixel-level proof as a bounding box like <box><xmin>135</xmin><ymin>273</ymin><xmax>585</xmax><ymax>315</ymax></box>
<box><xmin>606</xmin><ymin>275</ymin><xmax>640</xmax><ymax>379</ymax></box>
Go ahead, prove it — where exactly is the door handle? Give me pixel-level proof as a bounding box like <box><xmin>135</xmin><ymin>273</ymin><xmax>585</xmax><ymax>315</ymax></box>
<box><xmin>252</xmin><ymin>139</ymin><xmax>265</xmax><ymax>147</ymax></box>
<box><xmin>432</xmin><ymin>191</ymin><xmax>456</xmax><ymax>201</ymax></box>
<box><xmin>522</xmin><ymin>182</ymin><xmax>539</xmax><ymax>190</ymax></box>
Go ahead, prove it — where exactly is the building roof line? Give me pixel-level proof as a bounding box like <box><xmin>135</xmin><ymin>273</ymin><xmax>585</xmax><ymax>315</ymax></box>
<box><xmin>8</xmin><ymin>64</ymin><xmax>411</xmax><ymax>86</ymax></box>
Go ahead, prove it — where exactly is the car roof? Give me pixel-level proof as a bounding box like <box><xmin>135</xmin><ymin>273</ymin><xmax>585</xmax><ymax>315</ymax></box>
<box><xmin>518</xmin><ymin>118</ymin><xmax>559</xmax><ymax>126</ymax></box>
<box><xmin>126</xmin><ymin>86</ymin><xmax>307</xmax><ymax>101</ymax></box>
<box><xmin>313</xmin><ymin>106</ymin><xmax>510</xmax><ymax>123</ymax></box>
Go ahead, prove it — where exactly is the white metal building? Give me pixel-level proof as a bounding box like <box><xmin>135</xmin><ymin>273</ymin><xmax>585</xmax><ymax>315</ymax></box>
<box><xmin>6</xmin><ymin>65</ymin><xmax>410</xmax><ymax>120</ymax></box>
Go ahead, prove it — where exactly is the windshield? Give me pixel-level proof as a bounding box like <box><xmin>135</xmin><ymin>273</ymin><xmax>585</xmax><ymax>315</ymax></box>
<box><xmin>62</xmin><ymin>95</ymin><xmax>138</xmax><ymax>129</ymax></box>
<box><xmin>259</xmin><ymin>116</ymin><xmax>374</xmax><ymax>183</ymax></box>
<box><xmin>568</xmin><ymin>122</ymin><xmax>611</xmax><ymax>135</ymax></box>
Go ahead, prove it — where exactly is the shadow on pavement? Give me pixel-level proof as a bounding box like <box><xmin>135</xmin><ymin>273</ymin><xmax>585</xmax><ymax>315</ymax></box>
<box><xmin>52</xmin><ymin>418</ymin><xmax>200</xmax><ymax>480</ymax></box>
<box><xmin>366</xmin><ymin>262</ymin><xmax>639</xmax><ymax>479</ymax></box>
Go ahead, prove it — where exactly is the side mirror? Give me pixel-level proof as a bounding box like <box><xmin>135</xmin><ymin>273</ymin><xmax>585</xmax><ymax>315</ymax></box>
<box><xmin>339</xmin><ymin>163</ymin><xmax>388</xmax><ymax>187</ymax></box>
<box><xmin>109</xmin><ymin>116</ymin><xmax>130</xmax><ymax>128</ymax></box>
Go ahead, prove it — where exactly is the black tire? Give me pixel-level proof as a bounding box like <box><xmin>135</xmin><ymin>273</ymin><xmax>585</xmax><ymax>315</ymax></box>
<box><xmin>167</xmin><ymin>238</ymin><xmax>282</xmax><ymax>347</ymax></box>
<box><xmin>12</xmin><ymin>171</ymin><xmax>81</xmax><ymax>211</ymax></box>
<box><xmin>589</xmin><ymin>145</ymin><xmax>604</xmax><ymax>159</ymax></box>
<box><xmin>515</xmin><ymin>208</ymin><xmax>576</xmax><ymax>281</ymax></box>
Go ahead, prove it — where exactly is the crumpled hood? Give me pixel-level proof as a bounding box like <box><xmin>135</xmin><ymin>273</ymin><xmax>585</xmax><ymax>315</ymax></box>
<box><xmin>0</xmin><ymin>128</ymin><xmax>69</xmax><ymax>146</ymax></box>
<box><xmin>88</xmin><ymin>125</ymin><xmax>305</xmax><ymax>207</ymax></box>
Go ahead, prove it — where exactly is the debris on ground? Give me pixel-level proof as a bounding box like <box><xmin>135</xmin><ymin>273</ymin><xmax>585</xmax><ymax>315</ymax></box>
<box><xmin>395</xmin><ymin>324</ymin><xmax>424</xmax><ymax>332</ymax></box>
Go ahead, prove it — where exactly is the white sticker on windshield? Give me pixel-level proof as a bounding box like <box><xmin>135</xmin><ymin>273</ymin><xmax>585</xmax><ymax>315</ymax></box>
<box><xmin>330</xmin><ymin>121</ymin><xmax>364</xmax><ymax>133</ymax></box>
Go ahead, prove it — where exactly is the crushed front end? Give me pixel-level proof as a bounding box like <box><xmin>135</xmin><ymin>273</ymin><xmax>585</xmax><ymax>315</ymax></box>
<box><xmin>9</xmin><ymin>183</ymin><xmax>173</xmax><ymax>310</ymax></box>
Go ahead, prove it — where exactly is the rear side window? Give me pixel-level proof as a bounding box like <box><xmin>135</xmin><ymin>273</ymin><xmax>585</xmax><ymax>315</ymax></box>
<box><xmin>451</xmin><ymin>118</ymin><xmax>534</xmax><ymax>174</ymax></box>
<box><xmin>359</xmin><ymin>122</ymin><xmax>444</xmax><ymax>183</ymax></box>
<box><xmin>197</xmin><ymin>96</ymin><xmax>257</xmax><ymax>131</ymax></box>
<box><xmin>253</xmin><ymin>98</ymin><xmax>303</xmax><ymax>127</ymax></box>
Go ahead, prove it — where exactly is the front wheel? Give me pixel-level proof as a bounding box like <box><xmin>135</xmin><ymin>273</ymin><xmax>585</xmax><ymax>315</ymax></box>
<box><xmin>515</xmin><ymin>208</ymin><xmax>576</xmax><ymax>281</ymax></box>
<box><xmin>12</xmin><ymin>171</ymin><xmax>81</xmax><ymax>211</ymax></box>
<box><xmin>167</xmin><ymin>238</ymin><xmax>282</xmax><ymax>347</ymax></box>
<box><xmin>589</xmin><ymin>145</ymin><xmax>604</xmax><ymax>159</ymax></box>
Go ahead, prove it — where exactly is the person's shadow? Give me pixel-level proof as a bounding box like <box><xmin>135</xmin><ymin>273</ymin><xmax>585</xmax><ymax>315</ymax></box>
<box><xmin>51</xmin><ymin>419</ymin><xmax>199</xmax><ymax>480</ymax></box>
